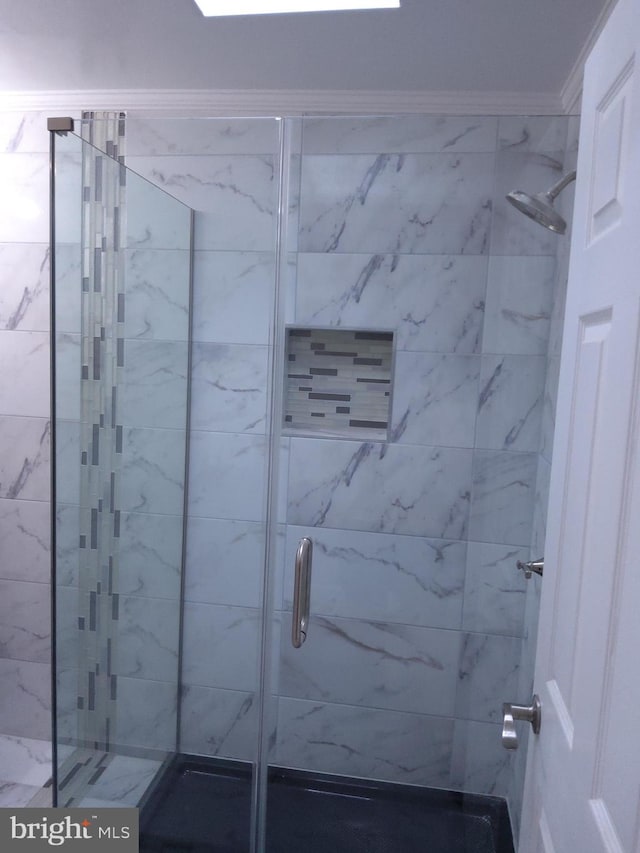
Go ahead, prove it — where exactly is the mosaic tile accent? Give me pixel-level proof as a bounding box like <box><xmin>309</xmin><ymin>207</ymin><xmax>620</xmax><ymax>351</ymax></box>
<box><xmin>285</xmin><ymin>328</ymin><xmax>393</xmax><ymax>438</ymax></box>
<box><xmin>74</xmin><ymin>112</ymin><xmax>127</xmax><ymax>751</ymax></box>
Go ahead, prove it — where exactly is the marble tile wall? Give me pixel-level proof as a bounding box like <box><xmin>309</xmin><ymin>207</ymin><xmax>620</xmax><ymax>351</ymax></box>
<box><xmin>0</xmin><ymin>733</ymin><xmax>52</xmax><ymax>806</ymax></box>
<box><xmin>272</xmin><ymin>114</ymin><xmax>569</xmax><ymax>803</ymax></box>
<box><xmin>0</xmin><ymin>113</ymin><xmax>572</xmax><ymax>828</ymax></box>
<box><xmin>0</xmin><ymin>112</ymin><xmax>55</xmax><ymax>743</ymax></box>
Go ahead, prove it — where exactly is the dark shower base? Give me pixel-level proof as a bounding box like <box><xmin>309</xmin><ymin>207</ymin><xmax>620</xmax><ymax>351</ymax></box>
<box><xmin>139</xmin><ymin>755</ymin><xmax>515</xmax><ymax>853</ymax></box>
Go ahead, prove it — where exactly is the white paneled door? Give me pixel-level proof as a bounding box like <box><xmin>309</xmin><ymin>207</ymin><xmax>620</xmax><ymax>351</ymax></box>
<box><xmin>520</xmin><ymin>0</ymin><xmax>640</xmax><ymax>851</ymax></box>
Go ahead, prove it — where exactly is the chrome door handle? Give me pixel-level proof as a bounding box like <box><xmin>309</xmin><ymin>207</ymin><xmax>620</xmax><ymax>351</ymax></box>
<box><xmin>502</xmin><ymin>695</ymin><xmax>541</xmax><ymax>749</ymax></box>
<box><xmin>292</xmin><ymin>537</ymin><xmax>313</xmax><ymax>648</ymax></box>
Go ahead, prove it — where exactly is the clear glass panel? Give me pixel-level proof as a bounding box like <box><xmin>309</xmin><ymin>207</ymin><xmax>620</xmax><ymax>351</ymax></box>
<box><xmin>53</xmin><ymin>128</ymin><xmax>193</xmax><ymax>808</ymax></box>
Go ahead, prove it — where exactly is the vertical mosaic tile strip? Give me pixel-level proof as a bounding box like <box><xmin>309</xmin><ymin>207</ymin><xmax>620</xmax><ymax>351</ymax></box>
<box><xmin>285</xmin><ymin>328</ymin><xmax>393</xmax><ymax>437</ymax></box>
<box><xmin>75</xmin><ymin>111</ymin><xmax>126</xmax><ymax>752</ymax></box>
<box><xmin>56</xmin><ymin>748</ymin><xmax>115</xmax><ymax>808</ymax></box>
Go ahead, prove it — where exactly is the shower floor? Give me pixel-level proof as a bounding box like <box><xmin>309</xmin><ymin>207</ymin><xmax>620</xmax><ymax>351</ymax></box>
<box><xmin>139</xmin><ymin>755</ymin><xmax>514</xmax><ymax>853</ymax></box>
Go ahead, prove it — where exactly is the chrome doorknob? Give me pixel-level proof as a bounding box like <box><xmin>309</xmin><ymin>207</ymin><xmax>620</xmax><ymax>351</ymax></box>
<box><xmin>502</xmin><ymin>695</ymin><xmax>541</xmax><ymax>750</ymax></box>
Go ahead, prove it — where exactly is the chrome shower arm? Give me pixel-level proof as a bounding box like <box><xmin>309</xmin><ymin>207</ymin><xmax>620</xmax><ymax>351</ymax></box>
<box><xmin>546</xmin><ymin>170</ymin><xmax>577</xmax><ymax>202</ymax></box>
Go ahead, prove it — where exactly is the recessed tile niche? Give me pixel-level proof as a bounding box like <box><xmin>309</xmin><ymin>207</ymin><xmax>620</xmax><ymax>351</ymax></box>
<box><xmin>284</xmin><ymin>327</ymin><xmax>394</xmax><ymax>439</ymax></box>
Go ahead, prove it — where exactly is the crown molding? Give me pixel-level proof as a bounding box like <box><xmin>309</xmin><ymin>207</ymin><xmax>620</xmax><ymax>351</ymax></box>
<box><xmin>0</xmin><ymin>87</ymin><xmax>564</xmax><ymax>116</ymax></box>
<box><xmin>560</xmin><ymin>0</ymin><xmax>618</xmax><ymax>115</ymax></box>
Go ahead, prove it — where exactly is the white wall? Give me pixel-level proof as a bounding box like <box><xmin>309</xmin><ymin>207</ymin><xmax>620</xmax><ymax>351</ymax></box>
<box><xmin>0</xmin><ymin>0</ymin><xmax>605</xmax><ymax>98</ymax></box>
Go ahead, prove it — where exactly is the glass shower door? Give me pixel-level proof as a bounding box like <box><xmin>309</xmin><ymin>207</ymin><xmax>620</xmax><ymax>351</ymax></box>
<box><xmin>52</xmin><ymin>125</ymin><xmax>194</xmax><ymax>807</ymax></box>
<box><xmin>261</xmin><ymin>113</ymin><xmax>566</xmax><ymax>850</ymax></box>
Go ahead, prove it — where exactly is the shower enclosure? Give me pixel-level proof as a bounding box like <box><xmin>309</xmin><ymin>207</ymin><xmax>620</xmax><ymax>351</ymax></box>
<box><xmin>50</xmin><ymin>112</ymin><xmax>575</xmax><ymax>852</ymax></box>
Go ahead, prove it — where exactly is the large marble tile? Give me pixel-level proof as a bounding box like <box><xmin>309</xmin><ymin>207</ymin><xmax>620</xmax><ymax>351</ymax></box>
<box><xmin>0</xmin><ymin>112</ymin><xmax>51</xmax><ymax>153</ymax></box>
<box><xmin>450</xmin><ymin>719</ymin><xmax>513</xmax><ymax>798</ymax></box>
<box><xmin>463</xmin><ymin>542</ymin><xmax>528</xmax><ymax>637</ymax></box>
<box><xmin>491</xmin><ymin>150</ymin><xmax>565</xmax><ymax>256</ymax></box>
<box><xmin>0</xmin><ymin>416</ymin><xmax>49</xmax><ymax>502</ymax></box>
<box><xmin>301</xmin><ymin>116</ymin><xmax>498</xmax><ymax>155</ymax></box>
<box><xmin>180</xmin><ymin>685</ymin><xmax>258</xmax><ymax>761</ymax></box>
<box><xmin>483</xmin><ymin>256</ymin><xmax>556</xmax><ymax>355</ymax></box>
<box><xmin>391</xmin><ymin>352</ymin><xmax>479</xmax><ymax>447</ymax></box>
<box><xmin>279</xmin><ymin>614</ymin><xmax>461</xmax><ymax>716</ymax></box>
<box><xmin>298</xmin><ymin>153</ymin><xmax>494</xmax><ymax>255</ymax></box>
<box><xmin>287</xmin><ymin>438</ymin><xmax>472</xmax><ymax>539</ymax></box>
<box><xmin>125</xmin><ymin>166</ymin><xmax>192</xmax><ymax>252</ymax></box>
<box><xmin>117</xmin><ymin>511</ymin><xmax>183</xmax><ymax>599</ymax></box>
<box><xmin>182</xmin><ymin>603</ymin><xmax>261</xmax><ymax>693</ymax></box>
<box><xmin>455</xmin><ymin>633</ymin><xmax>522</xmax><ymax>724</ymax></box>
<box><xmin>188</xmin><ymin>431</ymin><xmax>266</xmax><ymax>522</ymax></box>
<box><xmin>123</xmin><ymin>249</ymin><xmax>190</xmax><ymax>341</ymax></box>
<box><xmin>115</xmin><ymin>595</ymin><xmax>180</xmax><ymax>682</ymax></box>
<box><xmin>0</xmin><ymin>498</ymin><xmax>50</xmax><ymax>584</ymax></box>
<box><xmin>0</xmin><ymin>660</ymin><xmax>50</xmax><ymax>744</ymax></box>
<box><xmin>185</xmin><ymin>517</ymin><xmax>266</xmax><ymax>609</ymax></box>
<box><xmin>126</xmin><ymin>155</ymin><xmax>276</xmax><ymax>252</ymax></box>
<box><xmin>0</xmin><ymin>579</ymin><xmax>50</xmax><ymax>663</ymax></box>
<box><xmin>475</xmin><ymin>355</ymin><xmax>546</xmax><ymax>452</ymax></box>
<box><xmin>0</xmin><ymin>153</ymin><xmax>49</xmax><ymax>243</ymax></box>
<box><xmin>120</xmin><ymin>340</ymin><xmax>189</xmax><ymax>430</ymax></box>
<box><xmin>82</xmin><ymin>755</ymin><xmax>161</xmax><ymax>806</ymax></box>
<box><xmin>0</xmin><ymin>780</ymin><xmax>42</xmax><ymax>806</ymax></box>
<box><xmin>0</xmin><ymin>734</ymin><xmax>51</xmax><ymax>786</ymax></box>
<box><xmin>192</xmin><ymin>251</ymin><xmax>275</xmax><ymax>345</ymax></box>
<box><xmin>283</xmin><ymin>525</ymin><xmax>465</xmax><ymax>629</ymax></box>
<box><xmin>115</xmin><ymin>677</ymin><xmax>177</xmax><ymax>752</ymax></box>
<box><xmin>126</xmin><ymin>117</ymin><xmax>279</xmax><ymax>156</ymax></box>
<box><xmin>120</xmin><ymin>426</ymin><xmax>186</xmax><ymax>516</ymax></box>
<box><xmin>191</xmin><ymin>343</ymin><xmax>269</xmax><ymax>434</ymax></box>
<box><xmin>294</xmin><ymin>253</ymin><xmax>487</xmax><ymax>354</ymax></box>
<box><xmin>497</xmin><ymin>117</ymin><xmax>568</xmax><ymax>153</ymax></box>
<box><xmin>0</xmin><ymin>331</ymin><xmax>49</xmax><ymax>417</ymax></box>
<box><xmin>469</xmin><ymin>451</ymin><xmax>537</xmax><ymax>546</ymax></box>
<box><xmin>0</xmin><ymin>243</ymin><xmax>50</xmax><ymax>332</ymax></box>
<box><xmin>275</xmin><ymin>697</ymin><xmax>454</xmax><ymax>787</ymax></box>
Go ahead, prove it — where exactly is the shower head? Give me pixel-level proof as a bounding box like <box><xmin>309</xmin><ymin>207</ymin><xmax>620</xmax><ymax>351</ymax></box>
<box><xmin>506</xmin><ymin>170</ymin><xmax>577</xmax><ymax>235</ymax></box>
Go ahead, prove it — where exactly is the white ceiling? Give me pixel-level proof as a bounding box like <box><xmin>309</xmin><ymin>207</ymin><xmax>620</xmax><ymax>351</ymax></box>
<box><xmin>0</xmin><ymin>0</ymin><xmax>608</xmax><ymax>97</ymax></box>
